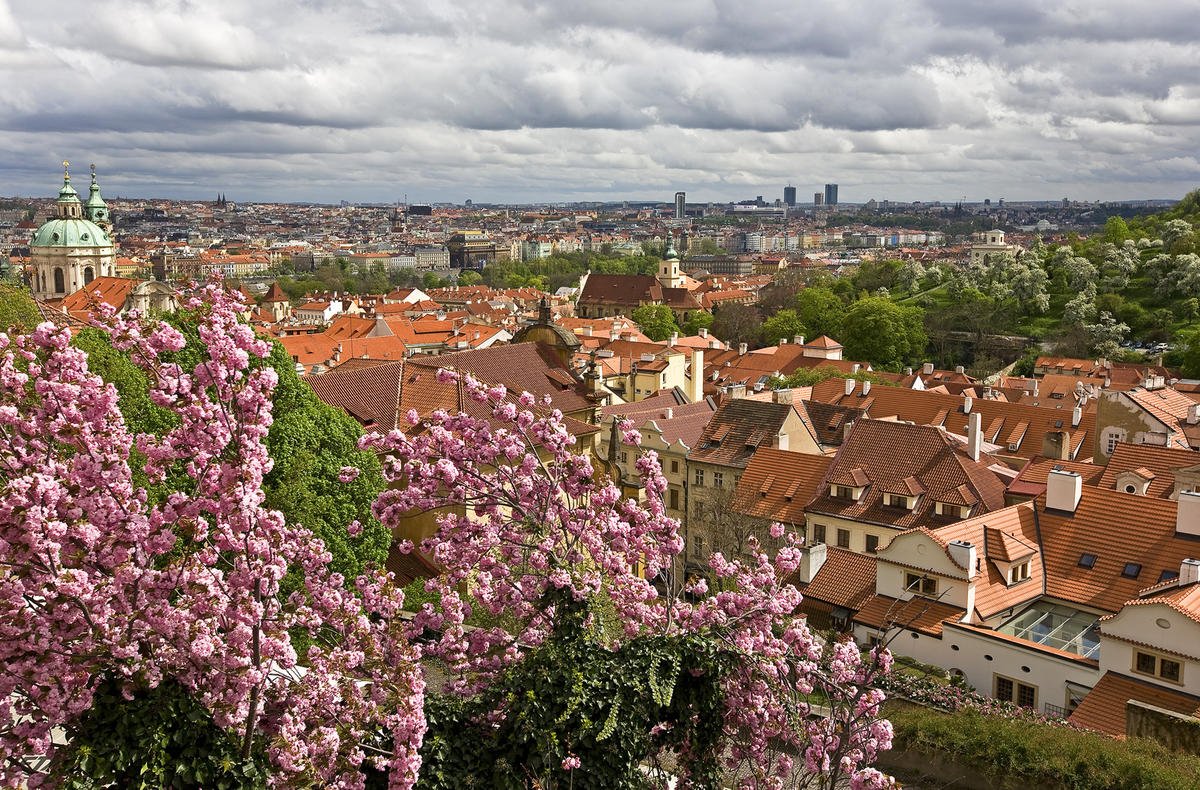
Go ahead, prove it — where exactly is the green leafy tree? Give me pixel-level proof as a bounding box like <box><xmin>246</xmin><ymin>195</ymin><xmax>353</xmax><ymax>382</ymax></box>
<box><xmin>0</xmin><ymin>283</ymin><xmax>43</xmax><ymax>333</ymax></box>
<box><xmin>711</xmin><ymin>303</ymin><xmax>761</xmax><ymax>349</ymax></box>
<box><xmin>680</xmin><ymin>310</ymin><xmax>714</xmax><ymax>337</ymax></box>
<box><xmin>793</xmin><ymin>287</ymin><xmax>845</xmax><ymax>339</ymax></box>
<box><xmin>630</xmin><ymin>304</ymin><xmax>679</xmax><ymax>342</ymax></box>
<box><xmin>1176</xmin><ymin>328</ymin><xmax>1200</xmax><ymax>378</ymax></box>
<box><xmin>458</xmin><ymin>270</ymin><xmax>482</xmax><ymax>286</ymax></box>
<box><xmin>839</xmin><ymin>296</ymin><xmax>927</xmax><ymax>369</ymax></box>
<box><xmin>760</xmin><ymin>309</ymin><xmax>806</xmax><ymax>345</ymax></box>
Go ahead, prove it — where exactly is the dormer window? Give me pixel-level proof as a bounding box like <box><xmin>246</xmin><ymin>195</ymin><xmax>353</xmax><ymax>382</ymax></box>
<box><xmin>885</xmin><ymin>493</ymin><xmax>916</xmax><ymax>510</ymax></box>
<box><xmin>905</xmin><ymin>572</ymin><xmax>938</xmax><ymax>597</ymax></box>
<box><xmin>1007</xmin><ymin>561</ymin><xmax>1031</xmax><ymax>585</ymax></box>
<box><xmin>936</xmin><ymin>502</ymin><xmax>969</xmax><ymax>519</ymax></box>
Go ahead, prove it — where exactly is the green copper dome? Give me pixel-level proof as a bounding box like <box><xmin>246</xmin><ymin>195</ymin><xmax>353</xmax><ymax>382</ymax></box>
<box><xmin>31</xmin><ymin>217</ymin><xmax>112</xmax><ymax>248</ymax></box>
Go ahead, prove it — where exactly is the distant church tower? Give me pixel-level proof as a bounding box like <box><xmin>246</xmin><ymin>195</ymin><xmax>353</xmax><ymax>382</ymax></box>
<box><xmin>657</xmin><ymin>234</ymin><xmax>683</xmax><ymax>289</ymax></box>
<box><xmin>28</xmin><ymin>162</ymin><xmax>117</xmax><ymax>300</ymax></box>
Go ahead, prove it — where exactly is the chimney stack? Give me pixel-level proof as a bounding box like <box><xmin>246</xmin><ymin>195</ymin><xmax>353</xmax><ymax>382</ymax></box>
<box><xmin>699</xmin><ymin>327</ymin><xmax>708</xmax><ymax>338</ymax></box>
<box><xmin>967</xmin><ymin>411</ymin><xmax>982</xmax><ymax>462</ymax></box>
<box><xmin>1181</xmin><ymin>558</ymin><xmax>1200</xmax><ymax>586</ymax></box>
<box><xmin>797</xmin><ymin>542</ymin><xmax>827</xmax><ymax>583</ymax></box>
<box><xmin>862</xmin><ymin>381</ymin><xmax>872</xmax><ymax>396</ymax></box>
<box><xmin>1188</xmin><ymin>404</ymin><xmax>1200</xmax><ymax>426</ymax></box>
<box><xmin>955</xmin><ymin>365</ymin><xmax>965</xmax><ymax>375</ymax></box>
<box><xmin>1046</xmin><ymin>469</ymin><xmax>1082</xmax><ymax>513</ymax></box>
<box><xmin>738</xmin><ymin>343</ymin><xmax>748</xmax><ymax>356</ymax></box>
<box><xmin>844</xmin><ymin>378</ymin><xmax>855</xmax><ymax>396</ymax></box>
<box><xmin>794</xmin><ymin>335</ymin><xmax>805</xmax><ymax>346</ymax></box>
<box><xmin>963</xmin><ymin>395</ymin><xmax>973</xmax><ymax>414</ymax></box>
<box><xmin>664</xmin><ymin>407</ymin><xmax>673</xmax><ymax>420</ymax></box>
<box><xmin>1072</xmin><ymin>404</ymin><xmax>1083</xmax><ymax>427</ymax></box>
<box><xmin>852</xmin><ymin>363</ymin><xmax>861</xmax><ymax>373</ymax></box>
<box><xmin>689</xmin><ymin>349</ymin><xmax>705</xmax><ymax>403</ymax></box>
<box><xmin>948</xmin><ymin>539</ymin><xmax>977</xmax><ymax>580</ymax></box>
<box><xmin>923</xmin><ymin>362</ymin><xmax>934</xmax><ymax>376</ymax></box>
<box><xmin>669</xmin><ymin>332</ymin><xmax>678</xmax><ymax>346</ymax></box>
<box><xmin>1177</xmin><ymin>491</ymin><xmax>1200</xmax><ymax>538</ymax></box>
<box><xmin>773</xmin><ymin>388</ymin><xmax>792</xmax><ymax>405</ymax></box>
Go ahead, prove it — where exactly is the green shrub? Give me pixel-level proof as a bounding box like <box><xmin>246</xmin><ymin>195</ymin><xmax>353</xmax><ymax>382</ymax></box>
<box><xmin>886</xmin><ymin>702</ymin><xmax>1200</xmax><ymax>790</ymax></box>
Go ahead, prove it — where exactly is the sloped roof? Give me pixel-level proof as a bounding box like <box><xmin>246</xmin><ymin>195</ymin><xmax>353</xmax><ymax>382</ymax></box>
<box><xmin>60</xmin><ymin>276</ymin><xmax>137</xmax><ymax>319</ymax></box>
<box><xmin>808</xmin><ymin>378</ymin><xmax>1098</xmax><ymax>461</ymax></box>
<box><xmin>1098</xmin><ymin>443</ymin><xmax>1200</xmax><ymax>499</ymax></box>
<box><xmin>805</xmin><ymin>419</ymin><xmax>1010</xmax><ymax>531</ymax></box>
<box><xmin>790</xmin><ymin>547</ymin><xmax>877</xmax><ymax>611</ymax></box>
<box><xmin>1070</xmin><ymin>671</ymin><xmax>1200</xmax><ymax>738</ymax></box>
<box><xmin>853</xmin><ymin>594</ymin><xmax>963</xmax><ymax>637</ymax></box>
<box><xmin>1008</xmin><ymin>456</ymin><xmax>1103</xmax><ymax>499</ymax></box>
<box><xmin>734</xmin><ymin>447</ymin><xmax>833</xmax><ymax>525</ymax></box>
<box><xmin>687</xmin><ymin>399</ymin><xmax>796</xmax><ymax>469</ymax></box>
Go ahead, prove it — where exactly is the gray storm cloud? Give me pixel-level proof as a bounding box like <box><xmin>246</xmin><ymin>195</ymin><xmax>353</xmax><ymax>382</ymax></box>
<box><xmin>0</xmin><ymin>0</ymin><xmax>1196</xmax><ymax>202</ymax></box>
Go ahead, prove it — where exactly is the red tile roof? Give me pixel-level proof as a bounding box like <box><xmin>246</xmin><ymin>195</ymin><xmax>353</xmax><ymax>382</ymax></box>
<box><xmin>688</xmin><ymin>399</ymin><xmax>796</xmax><ymax>469</ymax></box>
<box><xmin>734</xmin><ymin>448</ymin><xmax>833</xmax><ymax>526</ymax></box>
<box><xmin>1069</xmin><ymin>671</ymin><xmax>1200</xmax><ymax>738</ymax></box>
<box><xmin>853</xmin><ymin>594</ymin><xmax>963</xmax><ymax>636</ymax></box>
<box><xmin>791</xmin><ymin>547</ymin><xmax>878</xmax><ymax>611</ymax></box>
<box><xmin>1098</xmin><ymin>443</ymin><xmax>1200</xmax><ymax>499</ymax></box>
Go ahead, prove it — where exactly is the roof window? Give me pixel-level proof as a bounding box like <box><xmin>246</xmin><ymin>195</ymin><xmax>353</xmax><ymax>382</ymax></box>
<box><xmin>1121</xmin><ymin>563</ymin><xmax>1142</xmax><ymax>579</ymax></box>
<box><xmin>1078</xmin><ymin>553</ymin><xmax>1097</xmax><ymax>569</ymax></box>
<box><xmin>1159</xmin><ymin>569</ymin><xmax>1181</xmax><ymax>584</ymax></box>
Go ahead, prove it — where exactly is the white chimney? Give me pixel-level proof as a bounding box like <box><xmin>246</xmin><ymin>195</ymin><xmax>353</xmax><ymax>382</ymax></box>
<box><xmin>1177</xmin><ymin>491</ymin><xmax>1200</xmax><ymax>537</ymax></box>
<box><xmin>905</xmin><ymin>367</ymin><xmax>913</xmax><ymax>376</ymax></box>
<box><xmin>923</xmin><ymin>362</ymin><xmax>934</xmax><ymax>376</ymax></box>
<box><xmin>583</xmin><ymin>326</ymin><xmax>593</xmax><ymax>337</ymax></box>
<box><xmin>1046</xmin><ymin>469</ymin><xmax>1082</xmax><ymax>513</ymax></box>
<box><xmin>963</xmin><ymin>395</ymin><xmax>973</xmax><ymax>414</ymax></box>
<box><xmin>669</xmin><ymin>332</ymin><xmax>678</xmax><ymax>345</ymax></box>
<box><xmin>773</xmin><ymin>388</ymin><xmax>792</xmax><ymax>404</ymax></box>
<box><xmin>776</xmin><ymin>430</ymin><xmax>789</xmax><ymax>451</ymax></box>
<box><xmin>689</xmin><ymin>349</ymin><xmax>704</xmax><ymax>403</ymax></box>
<box><xmin>862</xmin><ymin>381</ymin><xmax>872</xmax><ymax>395</ymax></box>
<box><xmin>852</xmin><ymin>363</ymin><xmax>861</xmax><ymax>373</ymax></box>
<box><xmin>948</xmin><ymin>539</ymin><xmax>977</xmax><ymax>580</ymax></box>
<box><xmin>797</xmin><ymin>542</ymin><xmax>827</xmax><ymax>583</ymax></box>
<box><xmin>739</xmin><ymin>343</ymin><xmax>748</xmax><ymax>356</ymax></box>
<box><xmin>955</xmin><ymin>365</ymin><xmax>965</xmax><ymax>374</ymax></box>
<box><xmin>1188</xmin><ymin>404</ymin><xmax>1200</xmax><ymax>426</ymax></box>
<box><xmin>699</xmin><ymin>327</ymin><xmax>708</xmax><ymax>338</ymax></box>
<box><xmin>844</xmin><ymin>378</ymin><xmax>855</xmax><ymax>396</ymax></box>
<box><xmin>1072</xmin><ymin>405</ymin><xmax>1083</xmax><ymax>427</ymax></box>
<box><xmin>967</xmin><ymin>411</ymin><xmax>982</xmax><ymax>462</ymax></box>
<box><xmin>794</xmin><ymin>335</ymin><xmax>805</xmax><ymax>346</ymax></box>
<box><xmin>664</xmin><ymin>407</ymin><xmax>673</xmax><ymax>419</ymax></box>
<box><xmin>1181</xmin><ymin>558</ymin><xmax>1200</xmax><ymax>586</ymax></box>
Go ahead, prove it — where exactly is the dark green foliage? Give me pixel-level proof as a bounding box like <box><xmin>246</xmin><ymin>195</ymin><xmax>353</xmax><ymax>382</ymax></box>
<box><xmin>770</xmin><ymin>367</ymin><xmax>895</xmax><ymax>389</ymax></box>
<box><xmin>482</xmin><ymin>252</ymin><xmax>660</xmax><ymax>293</ymax></box>
<box><xmin>51</xmin><ymin>679</ymin><xmax>265</xmax><ymax>789</ymax></box>
<box><xmin>711</xmin><ymin>303</ymin><xmax>761</xmax><ymax>348</ymax></box>
<box><xmin>839</xmin><ymin>297</ymin><xmax>927</xmax><ymax>370</ymax></box>
<box><xmin>680</xmin><ymin>310</ymin><xmax>714</xmax><ymax>336</ymax></box>
<box><xmin>792</xmin><ymin>286</ymin><xmax>845</xmax><ymax>340</ymax></box>
<box><xmin>373</xmin><ymin>597</ymin><xmax>733</xmax><ymax>790</ymax></box>
<box><xmin>886</xmin><ymin>702</ymin><xmax>1200</xmax><ymax>790</ymax></box>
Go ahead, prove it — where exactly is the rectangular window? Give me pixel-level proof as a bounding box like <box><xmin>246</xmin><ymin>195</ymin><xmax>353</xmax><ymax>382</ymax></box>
<box><xmin>866</xmin><ymin>535</ymin><xmax>879</xmax><ymax>554</ymax></box>
<box><xmin>905</xmin><ymin>572</ymin><xmax>937</xmax><ymax>596</ymax></box>
<box><xmin>941</xmin><ymin>504</ymin><xmax>962</xmax><ymax>519</ymax></box>
<box><xmin>836</xmin><ymin>528</ymin><xmax>850</xmax><ymax>549</ymax></box>
<box><xmin>694</xmin><ymin>469</ymin><xmax>705</xmax><ymax>487</ymax></box>
<box><xmin>669</xmin><ymin>488</ymin><xmax>680</xmax><ymax>510</ymax></box>
<box><xmin>1008</xmin><ymin>562</ymin><xmax>1031</xmax><ymax>584</ymax></box>
<box><xmin>712</xmin><ymin>471</ymin><xmax>724</xmax><ymax>488</ymax></box>
<box><xmin>995</xmin><ymin>676</ymin><xmax>1037</xmax><ymax>709</ymax></box>
<box><xmin>671</xmin><ymin>460</ymin><xmax>679</xmax><ymax>473</ymax></box>
<box><xmin>1121</xmin><ymin>563</ymin><xmax>1142</xmax><ymax>579</ymax></box>
<box><xmin>619</xmin><ymin>451</ymin><xmax>628</xmax><ymax>464</ymax></box>
<box><xmin>813</xmin><ymin>524</ymin><xmax>826</xmax><ymax>544</ymax></box>
<box><xmin>1135</xmin><ymin>651</ymin><xmax>1183</xmax><ymax>683</ymax></box>
<box><xmin>692</xmin><ymin>534</ymin><xmax>704</xmax><ymax>558</ymax></box>
<box><xmin>835</xmin><ymin>485</ymin><xmax>853</xmax><ymax>499</ymax></box>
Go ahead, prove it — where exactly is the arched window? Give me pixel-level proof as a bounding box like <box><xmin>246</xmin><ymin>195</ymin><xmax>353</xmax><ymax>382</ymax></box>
<box><xmin>83</xmin><ymin>266</ymin><xmax>95</xmax><ymax>285</ymax></box>
<box><xmin>54</xmin><ymin>267</ymin><xmax>65</xmax><ymax>293</ymax></box>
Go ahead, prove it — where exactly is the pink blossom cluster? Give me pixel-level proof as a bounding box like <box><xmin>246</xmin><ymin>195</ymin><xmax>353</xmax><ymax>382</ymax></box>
<box><xmin>362</xmin><ymin>369</ymin><xmax>895</xmax><ymax>788</ymax></box>
<box><xmin>0</xmin><ymin>282</ymin><xmax>424</xmax><ymax>788</ymax></box>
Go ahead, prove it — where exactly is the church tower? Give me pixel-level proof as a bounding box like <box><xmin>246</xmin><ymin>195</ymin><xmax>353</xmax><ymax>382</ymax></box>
<box><xmin>28</xmin><ymin>162</ymin><xmax>117</xmax><ymax>300</ymax></box>
<box><xmin>657</xmin><ymin>234</ymin><xmax>682</xmax><ymax>289</ymax></box>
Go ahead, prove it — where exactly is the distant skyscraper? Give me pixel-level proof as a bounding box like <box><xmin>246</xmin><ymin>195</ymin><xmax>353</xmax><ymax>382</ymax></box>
<box><xmin>824</xmin><ymin>183</ymin><xmax>839</xmax><ymax>206</ymax></box>
<box><xmin>784</xmin><ymin>185</ymin><xmax>797</xmax><ymax>207</ymax></box>
<box><xmin>814</xmin><ymin>192</ymin><xmax>824</xmax><ymax>207</ymax></box>
<box><xmin>674</xmin><ymin>191</ymin><xmax>686</xmax><ymax>219</ymax></box>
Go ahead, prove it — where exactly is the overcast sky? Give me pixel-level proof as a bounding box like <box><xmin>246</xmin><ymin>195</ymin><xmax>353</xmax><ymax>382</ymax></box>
<box><xmin>1</xmin><ymin>0</ymin><xmax>1198</xmax><ymax>204</ymax></box>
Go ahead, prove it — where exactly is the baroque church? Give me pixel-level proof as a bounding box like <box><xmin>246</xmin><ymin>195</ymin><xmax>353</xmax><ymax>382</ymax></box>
<box><xmin>28</xmin><ymin>162</ymin><xmax>117</xmax><ymax>300</ymax></box>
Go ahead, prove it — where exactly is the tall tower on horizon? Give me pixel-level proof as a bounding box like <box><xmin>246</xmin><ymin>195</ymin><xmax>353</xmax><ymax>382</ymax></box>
<box><xmin>824</xmin><ymin>183</ymin><xmax>839</xmax><ymax>207</ymax></box>
<box><xmin>784</xmin><ymin>185</ymin><xmax>796</xmax><ymax>207</ymax></box>
<box><xmin>674</xmin><ymin>191</ymin><xmax>686</xmax><ymax>219</ymax></box>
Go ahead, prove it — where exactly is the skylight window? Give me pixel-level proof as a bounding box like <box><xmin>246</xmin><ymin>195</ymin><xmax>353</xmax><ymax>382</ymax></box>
<box><xmin>1159</xmin><ymin>569</ymin><xmax>1180</xmax><ymax>584</ymax></box>
<box><xmin>1078</xmin><ymin>553</ymin><xmax>1097</xmax><ymax>569</ymax></box>
<box><xmin>1122</xmin><ymin>563</ymin><xmax>1142</xmax><ymax>579</ymax></box>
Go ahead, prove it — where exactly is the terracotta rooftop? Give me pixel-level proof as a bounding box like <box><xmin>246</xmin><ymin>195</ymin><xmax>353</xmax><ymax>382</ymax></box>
<box><xmin>1069</xmin><ymin>671</ymin><xmax>1200</xmax><ymax>738</ymax></box>
<box><xmin>789</xmin><ymin>547</ymin><xmax>878</xmax><ymax>612</ymax></box>
<box><xmin>688</xmin><ymin>398</ymin><xmax>797</xmax><ymax>469</ymax></box>
<box><xmin>1098</xmin><ymin>443</ymin><xmax>1200</xmax><ymax>499</ymax></box>
<box><xmin>806</xmin><ymin>419</ymin><xmax>1010</xmax><ymax>532</ymax></box>
<box><xmin>853</xmin><ymin>594</ymin><xmax>963</xmax><ymax>637</ymax></box>
<box><xmin>1008</xmin><ymin>456</ymin><xmax>1103</xmax><ymax>500</ymax></box>
<box><xmin>733</xmin><ymin>448</ymin><xmax>833</xmax><ymax>526</ymax></box>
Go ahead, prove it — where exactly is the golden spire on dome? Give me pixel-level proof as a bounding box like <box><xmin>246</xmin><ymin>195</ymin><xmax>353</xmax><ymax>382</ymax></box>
<box><xmin>62</xmin><ymin>160</ymin><xmax>70</xmax><ymax>182</ymax></box>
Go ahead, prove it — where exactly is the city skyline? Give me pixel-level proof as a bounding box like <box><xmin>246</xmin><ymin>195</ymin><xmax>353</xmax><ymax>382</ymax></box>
<box><xmin>0</xmin><ymin>1</ymin><xmax>1197</xmax><ymax>204</ymax></box>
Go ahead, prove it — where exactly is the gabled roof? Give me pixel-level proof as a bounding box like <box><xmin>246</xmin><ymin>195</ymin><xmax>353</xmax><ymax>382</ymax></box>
<box><xmin>261</xmin><ymin>282</ymin><xmax>289</xmax><ymax>303</ymax></box>
<box><xmin>60</xmin><ymin>276</ymin><xmax>138</xmax><ymax>319</ymax></box>
<box><xmin>601</xmin><ymin>390</ymin><xmax>717</xmax><ymax>449</ymax></box>
<box><xmin>789</xmin><ymin>547</ymin><xmax>877</xmax><ymax>611</ymax></box>
<box><xmin>805</xmin><ymin>419</ymin><xmax>1009</xmax><ymax>531</ymax></box>
<box><xmin>734</xmin><ymin>448</ymin><xmax>833</xmax><ymax>525</ymax></box>
<box><xmin>1008</xmin><ymin>456</ymin><xmax>1103</xmax><ymax>499</ymax></box>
